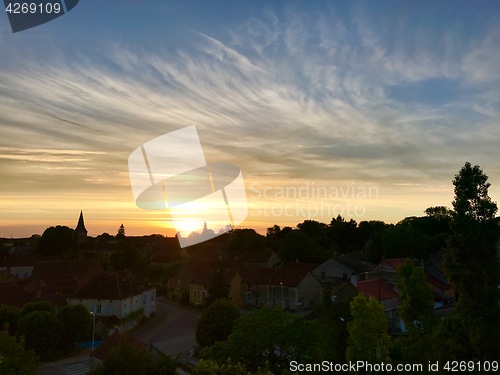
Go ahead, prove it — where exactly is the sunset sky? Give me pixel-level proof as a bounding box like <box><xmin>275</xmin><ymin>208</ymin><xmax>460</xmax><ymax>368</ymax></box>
<box><xmin>1</xmin><ymin>1</ymin><xmax>500</xmax><ymax>238</ymax></box>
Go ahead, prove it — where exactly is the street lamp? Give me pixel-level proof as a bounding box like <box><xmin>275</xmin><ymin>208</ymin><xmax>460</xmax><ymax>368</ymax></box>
<box><xmin>280</xmin><ymin>282</ymin><xmax>284</xmax><ymax>310</ymax></box>
<box><xmin>90</xmin><ymin>311</ymin><xmax>95</xmax><ymax>352</ymax></box>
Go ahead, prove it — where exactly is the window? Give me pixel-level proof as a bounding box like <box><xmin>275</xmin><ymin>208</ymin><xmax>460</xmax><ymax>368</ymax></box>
<box><xmin>108</xmin><ymin>304</ymin><xmax>114</xmax><ymax>315</ymax></box>
<box><xmin>193</xmin><ymin>289</ymin><xmax>197</xmax><ymax>301</ymax></box>
<box><xmin>95</xmin><ymin>304</ymin><xmax>102</xmax><ymax>314</ymax></box>
<box><xmin>201</xmin><ymin>291</ymin><xmax>206</xmax><ymax>301</ymax></box>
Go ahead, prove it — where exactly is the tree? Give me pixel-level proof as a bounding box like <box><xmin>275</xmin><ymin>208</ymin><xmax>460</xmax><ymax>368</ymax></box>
<box><xmin>109</xmin><ymin>245</ymin><xmax>148</xmax><ymax>272</ymax></box>
<box><xmin>329</xmin><ymin>215</ymin><xmax>358</xmax><ymax>253</ymax></box>
<box><xmin>96</xmin><ymin>341</ymin><xmax>151</xmax><ymax>375</ymax></box>
<box><xmin>95</xmin><ymin>340</ymin><xmax>177</xmax><ymax>375</ymax></box>
<box><xmin>200</xmin><ymin>307</ymin><xmax>315</xmax><ymax>373</ymax></box>
<box><xmin>279</xmin><ymin>230</ymin><xmax>308</xmax><ymax>261</ymax></box>
<box><xmin>206</xmin><ymin>267</ymin><xmax>229</xmax><ymax>305</ymax></box>
<box><xmin>57</xmin><ymin>304</ymin><xmax>92</xmax><ymax>352</ymax></box>
<box><xmin>16</xmin><ymin>311</ymin><xmax>60</xmax><ymax>360</ymax></box>
<box><xmin>0</xmin><ymin>331</ymin><xmax>39</xmax><ymax>375</ymax></box>
<box><xmin>196</xmin><ymin>299</ymin><xmax>239</xmax><ymax>348</ymax></box>
<box><xmin>346</xmin><ymin>295</ymin><xmax>391</xmax><ymax>364</ymax></box>
<box><xmin>444</xmin><ymin>162</ymin><xmax>500</xmax><ymax>359</ymax></box>
<box><xmin>227</xmin><ymin>229</ymin><xmax>266</xmax><ymax>253</ymax></box>
<box><xmin>117</xmin><ymin>224</ymin><xmax>125</xmax><ymax>239</ymax></box>
<box><xmin>20</xmin><ymin>301</ymin><xmax>54</xmax><ymax>316</ymax></box>
<box><xmin>0</xmin><ymin>305</ymin><xmax>20</xmax><ymax>335</ymax></box>
<box><xmin>424</xmin><ymin>206</ymin><xmax>453</xmax><ymax>219</ymax></box>
<box><xmin>311</xmin><ymin>302</ymin><xmax>351</xmax><ymax>364</ymax></box>
<box><xmin>37</xmin><ymin>225</ymin><xmax>75</xmax><ymax>256</ymax></box>
<box><xmin>297</xmin><ymin>220</ymin><xmax>328</xmax><ymax>237</ymax></box>
<box><xmin>396</xmin><ymin>260</ymin><xmax>437</xmax><ymax>362</ymax></box>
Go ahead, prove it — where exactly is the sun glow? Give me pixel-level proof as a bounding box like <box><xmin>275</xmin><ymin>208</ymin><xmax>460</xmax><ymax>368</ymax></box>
<box><xmin>176</xmin><ymin>219</ymin><xmax>203</xmax><ymax>237</ymax></box>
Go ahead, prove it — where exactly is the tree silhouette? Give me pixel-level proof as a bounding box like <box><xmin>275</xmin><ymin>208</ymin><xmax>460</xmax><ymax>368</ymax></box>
<box><xmin>444</xmin><ymin>162</ymin><xmax>499</xmax><ymax>359</ymax></box>
<box><xmin>117</xmin><ymin>224</ymin><xmax>126</xmax><ymax>239</ymax></box>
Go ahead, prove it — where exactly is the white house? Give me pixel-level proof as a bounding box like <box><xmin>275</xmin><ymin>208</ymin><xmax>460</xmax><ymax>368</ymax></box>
<box><xmin>67</xmin><ymin>271</ymin><xmax>156</xmax><ymax>319</ymax></box>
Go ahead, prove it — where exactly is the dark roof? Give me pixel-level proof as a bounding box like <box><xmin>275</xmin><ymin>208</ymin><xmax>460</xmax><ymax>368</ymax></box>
<box><xmin>90</xmin><ymin>331</ymin><xmax>150</xmax><ymax>363</ymax></box>
<box><xmin>0</xmin><ymin>282</ymin><xmax>31</xmax><ymax>307</ymax></box>
<box><xmin>384</xmin><ymin>258</ymin><xmax>407</xmax><ymax>270</ymax></box>
<box><xmin>331</xmin><ymin>253</ymin><xmax>370</xmax><ymax>273</ymax></box>
<box><xmin>71</xmin><ymin>271</ymin><xmax>152</xmax><ymax>300</ymax></box>
<box><xmin>29</xmin><ymin>259</ymin><xmax>103</xmax><ymax>295</ymax></box>
<box><xmin>0</xmin><ymin>256</ymin><xmax>41</xmax><ymax>267</ymax></box>
<box><xmin>75</xmin><ymin>210</ymin><xmax>87</xmax><ymax>233</ymax></box>
<box><xmin>425</xmin><ymin>272</ymin><xmax>453</xmax><ymax>292</ymax></box>
<box><xmin>240</xmin><ymin>262</ymin><xmax>318</xmax><ymax>288</ymax></box>
<box><xmin>188</xmin><ymin>262</ymin><xmax>239</xmax><ymax>287</ymax></box>
<box><xmin>356</xmin><ymin>279</ymin><xmax>399</xmax><ymax>301</ymax></box>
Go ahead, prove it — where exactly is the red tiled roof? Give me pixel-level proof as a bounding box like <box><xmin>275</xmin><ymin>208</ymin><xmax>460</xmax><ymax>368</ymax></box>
<box><xmin>0</xmin><ymin>282</ymin><xmax>31</xmax><ymax>307</ymax></box>
<box><xmin>71</xmin><ymin>271</ymin><xmax>151</xmax><ymax>300</ymax></box>
<box><xmin>90</xmin><ymin>331</ymin><xmax>149</xmax><ymax>363</ymax></box>
<box><xmin>356</xmin><ymin>279</ymin><xmax>399</xmax><ymax>301</ymax></box>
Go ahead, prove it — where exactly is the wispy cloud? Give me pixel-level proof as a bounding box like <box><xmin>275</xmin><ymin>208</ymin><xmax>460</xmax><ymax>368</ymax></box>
<box><xmin>0</xmin><ymin>2</ymin><xmax>499</xmax><ymax>234</ymax></box>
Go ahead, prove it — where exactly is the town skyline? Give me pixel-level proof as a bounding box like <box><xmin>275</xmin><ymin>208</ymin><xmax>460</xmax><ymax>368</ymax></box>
<box><xmin>1</xmin><ymin>1</ymin><xmax>500</xmax><ymax>237</ymax></box>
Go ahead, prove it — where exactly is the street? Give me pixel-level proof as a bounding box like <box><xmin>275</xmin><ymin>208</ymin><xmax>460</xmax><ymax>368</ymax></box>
<box><xmin>38</xmin><ymin>298</ymin><xmax>200</xmax><ymax>374</ymax></box>
<box><xmin>132</xmin><ymin>298</ymin><xmax>201</xmax><ymax>360</ymax></box>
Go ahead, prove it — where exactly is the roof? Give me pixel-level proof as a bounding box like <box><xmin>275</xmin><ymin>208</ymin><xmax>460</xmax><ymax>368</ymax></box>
<box><xmin>329</xmin><ymin>254</ymin><xmax>369</xmax><ymax>274</ymax></box>
<box><xmin>71</xmin><ymin>271</ymin><xmax>152</xmax><ymax>300</ymax></box>
<box><xmin>425</xmin><ymin>272</ymin><xmax>453</xmax><ymax>292</ymax></box>
<box><xmin>0</xmin><ymin>282</ymin><xmax>31</xmax><ymax>307</ymax></box>
<box><xmin>75</xmin><ymin>210</ymin><xmax>87</xmax><ymax>233</ymax></box>
<box><xmin>240</xmin><ymin>262</ymin><xmax>319</xmax><ymax>288</ymax></box>
<box><xmin>188</xmin><ymin>262</ymin><xmax>239</xmax><ymax>287</ymax></box>
<box><xmin>0</xmin><ymin>256</ymin><xmax>41</xmax><ymax>267</ymax></box>
<box><xmin>29</xmin><ymin>259</ymin><xmax>103</xmax><ymax>296</ymax></box>
<box><xmin>384</xmin><ymin>258</ymin><xmax>407</xmax><ymax>270</ymax></box>
<box><xmin>356</xmin><ymin>278</ymin><xmax>399</xmax><ymax>301</ymax></box>
<box><xmin>90</xmin><ymin>331</ymin><xmax>150</xmax><ymax>363</ymax></box>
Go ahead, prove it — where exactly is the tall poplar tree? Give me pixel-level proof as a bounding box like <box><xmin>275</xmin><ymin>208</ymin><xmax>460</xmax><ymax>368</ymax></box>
<box><xmin>445</xmin><ymin>162</ymin><xmax>499</xmax><ymax>359</ymax></box>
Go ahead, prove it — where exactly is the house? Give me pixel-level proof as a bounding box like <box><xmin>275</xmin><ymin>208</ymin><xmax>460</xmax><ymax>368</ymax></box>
<box><xmin>187</xmin><ymin>262</ymin><xmax>242</xmax><ymax>307</ymax></box>
<box><xmin>0</xmin><ymin>256</ymin><xmax>38</xmax><ymax>282</ymax></box>
<box><xmin>328</xmin><ymin>281</ymin><xmax>359</xmax><ymax>305</ymax></box>
<box><xmin>237</xmin><ymin>249</ymin><xmax>281</xmax><ymax>269</ymax></box>
<box><xmin>0</xmin><ymin>282</ymin><xmax>31</xmax><ymax>307</ymax></box>
<box><xmin>67</xmin><ymin>271</ymin><xmax>156</xmax><ymax>320</ymax></box>
<box><xmin>89</xmin><ymin>330</ymin><xmax>162</xmax><ymax>370</ymax></box>
<box><xmin>356</xmin><ymin>278</ymin><xmax>402</xmax><ymax>333</ymax></box>
<box><xmin>241</xmin><ymin>262</ymin><xmax>322</xmax><ymax>311</ymax></box>
<box><xmin>312</xmin><ymin>253</ymin><xmax>368</xmax><ymax>285</ymax></box>
<box><xmin>425</xmin><ymin>272</ymin><xmax>455</xmax><ymax>308</ymax></box>
<box><xmin>25</xmin><ymin>259</ymin><xmax>104</xmax><ymax>306</ymax></box>
<box><xmin>365</xmin><ymin>258</ymin><xmax>408</xmax><ymax>287</ymax></box>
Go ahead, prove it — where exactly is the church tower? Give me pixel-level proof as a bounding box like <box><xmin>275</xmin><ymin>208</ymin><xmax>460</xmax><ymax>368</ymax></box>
<box><xmin>75</xmin><ymin>210</ymin><xmax>88</xmax><ymax>245</ymax></box>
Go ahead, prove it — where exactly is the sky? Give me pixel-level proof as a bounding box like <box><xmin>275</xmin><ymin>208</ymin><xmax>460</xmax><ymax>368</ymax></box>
<box><xmin>1</xmin><ymin>0</ymin><xmax>500</xmax><ymax>238</ymax></box>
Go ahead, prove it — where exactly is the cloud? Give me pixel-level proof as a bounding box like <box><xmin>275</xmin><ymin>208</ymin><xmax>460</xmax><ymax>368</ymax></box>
<box><xmin>0</xmin><ymin>2</ymin><xmax>499</xmax><ymax>234</ymax></box>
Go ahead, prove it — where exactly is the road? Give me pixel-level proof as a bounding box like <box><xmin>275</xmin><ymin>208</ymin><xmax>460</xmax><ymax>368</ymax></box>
<box><xmin>132</xmin><ymin>298</ymin><xmax>201</xmax><ymax>360</ymax></box>
<box><xmin>39</xmin><ymin>299</ymin><xmax>200</xmax><ymax>374</ymax></box>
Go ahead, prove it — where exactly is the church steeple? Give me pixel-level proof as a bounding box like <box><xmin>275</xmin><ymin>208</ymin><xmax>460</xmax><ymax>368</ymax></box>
<box><xmin>75</xmin><ymin>210</ymin><xmax>87</xmax><ymax>245</ymax></box>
